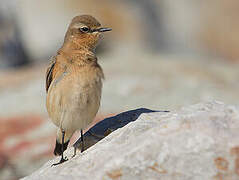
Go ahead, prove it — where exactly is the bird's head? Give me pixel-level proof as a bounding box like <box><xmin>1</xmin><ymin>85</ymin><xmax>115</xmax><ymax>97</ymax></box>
<box><xmin>64</xmin><ymin>15</ymin><xmax>111</xmax><ymax>50</ymax></box>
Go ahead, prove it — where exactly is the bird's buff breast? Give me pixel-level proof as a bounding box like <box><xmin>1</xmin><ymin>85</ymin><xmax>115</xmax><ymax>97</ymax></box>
<box><xmin>46</xmin><ymin>70</ymin><xmax>102</xmax><ymax>131</ymax></box>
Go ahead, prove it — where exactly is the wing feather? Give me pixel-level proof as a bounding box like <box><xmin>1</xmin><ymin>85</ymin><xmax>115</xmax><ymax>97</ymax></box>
<box><xmin>46</xmin><ymin>57</ymin><xmax>56</xmax><ymax>92</ymax></box>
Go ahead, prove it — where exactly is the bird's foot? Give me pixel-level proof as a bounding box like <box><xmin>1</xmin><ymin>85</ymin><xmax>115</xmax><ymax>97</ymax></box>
<box><xmin>71</xmin><ymin>146</ymin><xmax>78</xmax><ymax>158</ymax></box>
<box><xmin>71</xmin><ymin>154</ymin><xmax>76</xmax><ymax>158</ymax></box>
<box><xmin>51</xmin><ymin>157</ymin><xmax>68</xmax><ymax>166</ymax></box>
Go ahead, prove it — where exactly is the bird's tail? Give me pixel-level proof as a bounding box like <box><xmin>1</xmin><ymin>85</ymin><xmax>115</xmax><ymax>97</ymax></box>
<box><xmin>54</xmin><ymin>140</ymin><xmax>69</xmax><ymax>156</ymax></box>
<box><xmin>54</xmin><ymin>129</ymin><xmax>74</xmax><ymax>156</ymax></box>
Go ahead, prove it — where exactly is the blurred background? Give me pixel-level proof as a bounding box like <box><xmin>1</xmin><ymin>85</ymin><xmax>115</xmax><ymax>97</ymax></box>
<box><xmin>1</xmin><ymin>0</ymin><xmax>239</xmax><ymax>179</ymax></box>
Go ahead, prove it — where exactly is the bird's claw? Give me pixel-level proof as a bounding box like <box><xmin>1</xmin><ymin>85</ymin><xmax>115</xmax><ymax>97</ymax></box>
<box><xmin>51</xmin><ymin>157</ymin><xmax>68</xmax><ymax>166</ymax></box>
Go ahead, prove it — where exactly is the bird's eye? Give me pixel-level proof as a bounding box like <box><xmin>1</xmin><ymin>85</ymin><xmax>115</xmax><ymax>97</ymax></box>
<box><xmin>79</xmin><ymin>26</ymin><xmax>90</xmax><ymax>33</ymax></box>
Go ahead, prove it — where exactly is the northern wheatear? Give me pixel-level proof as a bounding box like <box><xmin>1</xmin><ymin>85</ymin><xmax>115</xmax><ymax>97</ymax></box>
<box><xmin>45</xmin><ymin>15</ymin><xmax>111</xmax><ymax>165</ymax></box>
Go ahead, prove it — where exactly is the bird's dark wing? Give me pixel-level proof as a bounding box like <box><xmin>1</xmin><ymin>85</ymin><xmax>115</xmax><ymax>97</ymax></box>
<box><xmin>46</xmin><ymin>56</ymin><xmax>56</xmax><ymax>92</ymax></box>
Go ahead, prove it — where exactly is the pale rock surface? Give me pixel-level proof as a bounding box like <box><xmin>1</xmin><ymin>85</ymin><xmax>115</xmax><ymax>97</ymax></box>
<box><xmin>21</xmin><ymin>101</ymin><xmax>239</xmax><ymax>179</ymax></box>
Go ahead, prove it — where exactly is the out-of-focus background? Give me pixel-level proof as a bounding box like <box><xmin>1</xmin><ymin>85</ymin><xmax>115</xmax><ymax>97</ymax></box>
<box><xmin>1</xmin><ymin>0</ymin><xmax>239</xmax><ymax>179</ymax></box>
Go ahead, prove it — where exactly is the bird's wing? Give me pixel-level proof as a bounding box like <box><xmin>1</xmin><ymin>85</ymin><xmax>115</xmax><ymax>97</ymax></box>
<box><xmin>46</xmin><ymin>56</ymin><xmax>56</xmax><ymax>92</ymax></box>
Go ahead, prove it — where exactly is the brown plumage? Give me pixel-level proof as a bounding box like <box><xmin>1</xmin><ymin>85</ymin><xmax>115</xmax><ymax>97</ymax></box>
<box><xmin>45</xmin><ymin>15</ymin><xmax>111</xmax><ymax>165</ymax></box>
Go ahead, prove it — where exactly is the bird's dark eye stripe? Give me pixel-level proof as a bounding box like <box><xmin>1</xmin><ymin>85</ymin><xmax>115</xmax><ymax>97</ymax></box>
<box><xmin>91</xmin><ymin>29</ymin><xmax>98</xmax><ymax>32</ymax></box>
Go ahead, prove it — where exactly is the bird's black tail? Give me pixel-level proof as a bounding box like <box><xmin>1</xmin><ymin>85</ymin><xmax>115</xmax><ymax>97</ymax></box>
<box><xmin>53</xmin><ymin>140</ymin><xmax>70</xmax><ymax>156</ymax></box>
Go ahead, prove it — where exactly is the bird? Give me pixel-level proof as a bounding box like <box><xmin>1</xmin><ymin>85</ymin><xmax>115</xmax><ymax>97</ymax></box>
<box><xmin>45</xmin><ymin>15</ymin><xmax>111</xmax><ymax>166</ymax></box>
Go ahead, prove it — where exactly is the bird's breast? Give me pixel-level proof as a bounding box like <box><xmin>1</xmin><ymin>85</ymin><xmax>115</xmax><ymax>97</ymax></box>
<box><xmin>46</xmin><ymin>65</ymin><xmax>103</xmax><ymax>130</ymax></box>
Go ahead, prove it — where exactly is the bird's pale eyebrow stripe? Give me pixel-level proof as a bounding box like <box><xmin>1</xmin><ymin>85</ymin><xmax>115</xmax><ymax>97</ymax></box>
<box><xmin>72</xmin><ymin>23</ymin><xmax>86</xmax><ymax>29</ymax></box>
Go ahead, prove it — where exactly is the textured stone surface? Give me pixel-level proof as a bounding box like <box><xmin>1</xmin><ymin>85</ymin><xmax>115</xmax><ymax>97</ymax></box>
<box><xmin>22</xmin><ymin>101</ymin><xmax>239</xmax><ymax>180</ymax></box>
<box><xmin>73</xmin><ymin>108</ymin><xmax>168</xmax><ymax>151</ymax></box>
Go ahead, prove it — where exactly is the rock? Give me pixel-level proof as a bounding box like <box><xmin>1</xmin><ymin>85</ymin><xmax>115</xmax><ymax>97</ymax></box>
<box><xmin>21</xmin><ymin>101</ymin><xmax>239</xmax><ymax>180</ymax></box>
<box><xmin>73</xmin><ymin>108</ymin><xmax>168</xmax><ymax>151</ymax></box>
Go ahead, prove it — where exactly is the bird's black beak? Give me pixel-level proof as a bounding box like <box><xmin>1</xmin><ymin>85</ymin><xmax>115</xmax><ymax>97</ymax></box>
<box><xmin>97</xmin><ymin>27</ymin><xmax>112</xmax><ymax>32</ymax></box>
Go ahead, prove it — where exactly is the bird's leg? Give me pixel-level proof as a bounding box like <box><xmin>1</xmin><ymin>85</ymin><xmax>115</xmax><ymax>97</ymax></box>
<box><xmin>52</xmin><ymin>130</ymin><xmax>68</xmax><ymax>166</ymax></box>
<box><xmin>60</xmin><ymin>130</ymin><xmax>68</xmax><ymax>161</ymax></box>
<box><xmin>72</xmin><ymin>146</ymin><xmax>77</xmax><ymax>158</ymax></box>
<box><xmin>72</xmin><ymin>129</ymin><xmax>84</xmax><ymax>158</ymax></box>
<box><xmin>81</xmin><ymin>129</ymin><xmax>84</xmax><ymax>152</ymax></box>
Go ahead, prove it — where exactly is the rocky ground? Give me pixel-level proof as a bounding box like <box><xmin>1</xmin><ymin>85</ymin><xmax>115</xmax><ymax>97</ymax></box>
<box><xmin>1</xmin><ymin>51</ymin><xmax>239</xmax><ymax>179</ymax></box>
<box><xmin>21</xmin><ymin>101</ymin><xmax>239</xmax><ymax>180</ymax></box>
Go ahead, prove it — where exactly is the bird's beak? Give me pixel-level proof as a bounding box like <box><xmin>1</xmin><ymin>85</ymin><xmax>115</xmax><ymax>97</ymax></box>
<box><xmin>97</xmin><ymin>27</ymin><xmax>112</xmax><ymax>32</ymax></box>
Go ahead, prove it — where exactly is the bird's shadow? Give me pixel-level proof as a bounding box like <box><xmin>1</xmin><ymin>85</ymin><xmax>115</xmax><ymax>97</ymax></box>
<box><xmin>73</xmin><ymin>108</ymin><xmax>169</xmax><ymax>151</ymax></box>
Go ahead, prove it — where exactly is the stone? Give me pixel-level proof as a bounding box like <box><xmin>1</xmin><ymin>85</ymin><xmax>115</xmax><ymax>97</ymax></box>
<box><xmin>21</xmin><ymin>101</ymin><xmax>239</xmax><ymax>180</ymax></box>
<box><xmin>73</xmin><ymin>108</ymin><xmax>168</xmax><ymax>151</ymax></box>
